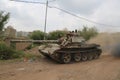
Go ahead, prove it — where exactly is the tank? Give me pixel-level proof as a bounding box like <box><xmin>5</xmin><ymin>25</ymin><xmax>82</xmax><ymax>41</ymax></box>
<box><xmin>39</xmin><ymin>32</ymin><xmax>102</xmax><ymax>64</ymax></box>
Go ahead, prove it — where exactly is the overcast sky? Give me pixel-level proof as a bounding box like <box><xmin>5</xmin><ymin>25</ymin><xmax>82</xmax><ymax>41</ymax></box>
<box><xmin>0</xmin><ymin>0</ymin><xmax>120</xmax><ymax>32</ymax></box>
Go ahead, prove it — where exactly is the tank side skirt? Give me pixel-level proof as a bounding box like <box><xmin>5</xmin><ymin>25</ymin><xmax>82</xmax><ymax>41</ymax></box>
<box><xmin>56</xmin><ymin>48</ymin><xmax>101</xmax><ymax>54</ymax></box>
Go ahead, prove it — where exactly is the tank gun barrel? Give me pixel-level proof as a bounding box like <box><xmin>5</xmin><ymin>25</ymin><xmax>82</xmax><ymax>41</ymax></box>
<box><xmin>10</xmin><ymin>40</ymin><xmax>59</xmax><ymax>44</ymax></box>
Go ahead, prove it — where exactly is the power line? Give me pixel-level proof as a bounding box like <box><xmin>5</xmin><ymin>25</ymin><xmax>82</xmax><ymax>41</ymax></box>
<box><xmin>10</xmin><ymin>0</ymin><xmax>45</xmax><ymax>4</ymax></box>
<box><xmin>10</xmin><ymin>0</ymin><xmax>119</xmax><ymax>27</ymax></box>
<box><xmin>50</xmin><ymin>6</ymin><xmax>119</xmax><ymax>27</ymax></box>
<box><xmin>10</xmin><ymin>0</ymin><xmax>56</xmax><ymax>4</ymax></box>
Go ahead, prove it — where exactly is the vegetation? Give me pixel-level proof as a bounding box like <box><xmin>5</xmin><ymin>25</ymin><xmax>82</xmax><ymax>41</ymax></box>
<box><xmin>47</xmin><ymin>30</ymin><xmax>67</xmax><ymax>40</ymax></box>
<box><xmin>25</xmin><ymin>43</ymin><xmax>39</xmax><ymax>50</ymax></box>
<box><xmin>0</xmin><ymin>41</ymin><xmax>40</xmax><ymax>60</ymax></box>
<box><xmin>29</xmin><ymin>30</ymin><xmax>46</xmax><ymax>40</ymax></box>
<box><xmin>0</xmin><ymin>42</ymin><xmax>24</xmax><ymax>60</ymax></box>
<box><xmin>0</xmin><ymin>11</ymin><xmax>10</xmax><ymax>40</ymax></box>
<box><xmin>29</xmin><ymin>26</ymin><xmax>98</xmax><ymax>41</ymax></box>
<box><xmin>79</xmin><ymin>26</ymin><xmax>98</xmax><ymax>41</ymax></box>
<box><xmin>0</xmin><ymin>10</ymin><xmax>41</xmax><ymax>60</ymax></box>
<box><xmin>29</xmin><ymin>30</ymin><xmax>67</xmax><ymax>40</ymax></box>
<box><xmin>0</xmin><ymin>11</ymin><xmax>10</xmax><ymax>31</ymax></box>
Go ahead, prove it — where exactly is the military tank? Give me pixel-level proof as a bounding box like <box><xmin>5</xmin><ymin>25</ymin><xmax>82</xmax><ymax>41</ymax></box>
<box><xmin>39</xmin><ymin>32</ymin><xmax>102</xmax><ymax>64</ymax></box>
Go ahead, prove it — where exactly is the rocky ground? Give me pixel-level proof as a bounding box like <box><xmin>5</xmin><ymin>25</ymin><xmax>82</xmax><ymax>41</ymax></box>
<box><xmin>0</xmin><ymin>54</ymin><xmax>120</xmax><ymax>80</ymax></box>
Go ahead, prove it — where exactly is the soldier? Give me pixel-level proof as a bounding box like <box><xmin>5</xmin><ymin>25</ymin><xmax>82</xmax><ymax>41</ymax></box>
<box><xmin>61</xmin><ymin>33</ymin><xmax>72</xmax><ymax>47</ymax></box>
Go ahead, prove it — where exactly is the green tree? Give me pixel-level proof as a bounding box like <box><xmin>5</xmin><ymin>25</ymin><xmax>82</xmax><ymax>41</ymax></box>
<box><xmin>0</xmin><ymin>11</ymin><xmax>10</xmax><ymax>40</ymax></box>
<box><xmin>29</xmin><ymin>30</ymin><xmax>46</xmax><ymax>40</ymax></box>
<box><xmin>79</xmin><ymin>26</ymin><xmax>98</xmax><ymax>41</ymax></box>
<box><xmin>48</xmin><ymin>30</ymin><xmax>67</xmax><ymax>40</ymax></box>
<box><xmin>0</xmin><ymin>11</ymin><xmax>10</xmax><ymax>31</ymax></box>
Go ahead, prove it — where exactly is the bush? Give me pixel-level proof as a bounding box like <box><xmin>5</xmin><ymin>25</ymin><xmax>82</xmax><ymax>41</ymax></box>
<box><xmin>48</xmin><ymin>30</ymin><xmax>67</xmax><ymax>40</ymax></box>
<box><xmin>12</xmin><ymin>51</ymin><xmax>25</xmax><ymax>59</ymax></box>
<box><xmin>0</xmin><ymin>42</ymin><xmax>24</xmax><ymax>60</ymax></box>
<box><xmin>29</xmin><ymin>30</ymin><xmax>46</xmax><ymax>40</ymax></box>
<box><xmin>79</xmin><ymin>26</ymin><xmax>98</xmax><ymax>41</ymax></box>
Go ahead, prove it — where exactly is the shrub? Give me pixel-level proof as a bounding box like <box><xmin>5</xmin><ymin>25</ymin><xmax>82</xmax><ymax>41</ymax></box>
<box><xmin>0</xmin><ymin>42</ymin><xmax>24</xmax><ymax>60</ymax></box>
<box><xmin>12</xmin><ymin>51</ymin><xmax>25</xmax><ymax>59</ymax></box>
<box><xmin>29</xmin><ymin>30</ymin><xmax>46</xmax><ymax>40</ymax></box>
<box><xmin>79</xmin><ymin>26</ymin><xmax>98</xmax><ymax>41</ymax></box>
<box><xmin>48</xmin><ymin>30</ymin><xmax>67</xmax><ymax>40</ymax></box>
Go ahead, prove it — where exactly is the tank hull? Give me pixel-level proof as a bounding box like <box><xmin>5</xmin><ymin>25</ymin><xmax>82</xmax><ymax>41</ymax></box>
<box><xmin>39</xmin><ymin>44</ymin><xmax>102</xmax><ymax>64</ymax></box>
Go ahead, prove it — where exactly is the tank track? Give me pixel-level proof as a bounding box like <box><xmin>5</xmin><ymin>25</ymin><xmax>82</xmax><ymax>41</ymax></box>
<box><xmin>49</xmin><ymin>48</ymin><xmax>102</xmax><ymax>64</ymax></box>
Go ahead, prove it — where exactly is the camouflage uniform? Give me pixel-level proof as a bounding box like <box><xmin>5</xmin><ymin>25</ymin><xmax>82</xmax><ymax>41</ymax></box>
<box><xmin>61</xmin><ymin>34</ymin><xmax>72</xmax><ymax>47</ymax></box>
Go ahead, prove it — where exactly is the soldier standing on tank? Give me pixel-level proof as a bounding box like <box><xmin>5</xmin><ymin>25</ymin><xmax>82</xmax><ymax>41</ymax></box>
<box><xmin>60</xmin><ymin>32</ymin><xmax>72</xmax><ymax>47</ymax></box>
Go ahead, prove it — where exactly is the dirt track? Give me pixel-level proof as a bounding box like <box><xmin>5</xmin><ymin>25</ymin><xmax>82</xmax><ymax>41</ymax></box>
<box><xmin>0</xmin><ymin>54</ymin><xmax>120</xmax><ymax>80</ymax></box>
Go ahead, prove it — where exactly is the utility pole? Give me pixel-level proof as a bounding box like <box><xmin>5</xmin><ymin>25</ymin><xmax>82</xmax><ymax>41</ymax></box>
<box><xmin>44</xmin><ymin>0</ymin><xmax>48</xmax><ymax>40</ymax></box>
<box><xmin>44</xmin><ymin>0</ymin><xmax>56</xmax><ymax>40</ymax></box>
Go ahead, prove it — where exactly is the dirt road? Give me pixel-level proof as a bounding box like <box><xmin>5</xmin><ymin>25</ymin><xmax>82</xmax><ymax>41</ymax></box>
<box><xmin>0</xmin><ymin>54</ymin><xmax>120</xmax><ymax>80</ymax></box>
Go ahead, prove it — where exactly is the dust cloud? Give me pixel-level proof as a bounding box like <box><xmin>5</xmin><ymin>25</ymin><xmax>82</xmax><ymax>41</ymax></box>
<box><xmin>88</xmin><ymin>32</ymin><xmax>120</xmax><ymax>56</ymax></box>
<box><xmin>111</xmin><ymin>43</ymin><xmax>120</xmax><ymax>57</ymax></box>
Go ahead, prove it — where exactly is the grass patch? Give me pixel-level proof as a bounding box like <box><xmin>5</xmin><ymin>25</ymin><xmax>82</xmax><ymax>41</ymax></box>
<box><xmin>0</xmin><ymin>53</ymin><xmax>42</xmax><ymax>64</ymax></box>
<box><xmin>23</xmin><ymin>53</ymin><xmax>42</xmax><ymax>61</ymax></box>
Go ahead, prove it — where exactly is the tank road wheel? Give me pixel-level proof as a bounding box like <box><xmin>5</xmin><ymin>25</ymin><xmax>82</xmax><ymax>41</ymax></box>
<box><xmin>61</xmin><ymin>53</ymin><xmax>71</xmax><ymax>64</ymax></box>
<box><xmin>81</xmin><ymin>53</ymin><xmax>88</xmax><ymax>61</ymax></box>
<box><xmin>88</xmin><ymin>53</ymin><xmax>93</xmax><ymax>60</ymax></box>
<box><xmin>73</xmin><ymin>53</ymin><xmax>81</xmax><ymax>62</ymax></box>
<box><xmin>93</xmin><ymin>53</ymin><xmax>99</xmax><ymax>59</ymax></box>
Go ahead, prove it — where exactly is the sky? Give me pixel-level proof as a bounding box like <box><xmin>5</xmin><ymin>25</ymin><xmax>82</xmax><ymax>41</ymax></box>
<box><xmin>0</xmin><ymin>0</ymin><xmax>120</xmax><ymax>32</ymax></box>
